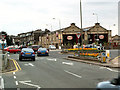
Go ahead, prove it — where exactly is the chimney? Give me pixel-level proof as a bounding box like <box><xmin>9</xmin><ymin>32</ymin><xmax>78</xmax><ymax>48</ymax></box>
<box><xmin>95</xmin><ymin>23</ymin><xmax>100</xmax><ymax>26</ymax></box>
<box><xmin>71</xmin><ymin>23</ymin><xmax>75</xmax><ymax>26</ymax></box>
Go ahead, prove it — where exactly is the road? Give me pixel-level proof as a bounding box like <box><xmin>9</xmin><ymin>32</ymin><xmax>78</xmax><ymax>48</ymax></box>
<box><xmin>1</xmin><ymin>50</ymin><xmax>119</xmax><ymax>89</ymax></box>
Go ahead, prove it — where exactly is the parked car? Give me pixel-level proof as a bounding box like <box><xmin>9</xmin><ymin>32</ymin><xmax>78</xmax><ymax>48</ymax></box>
<box><xmin>18</xmin><ymin>45</ymin><xmax>27</xmax><ymax>50</ymax></box>
<box><xmin>85</xmin><ymin>44</ymin><xmax>104</xmax><ymax>50</ymax></box>
<box><xmin>96</xmin><ymin>76</ymin><xmax>120</xmax><ymax>90</ymax></box>
<box><xmin>4</xmin><ymin>47</ymin><xmax>21</xmax><ymax>53</ymax></box>
<box><xmin>29</xmin><ymin>45</ymin><xmax>41</xmax><ymax>52</ymax></box>
<box><xmin>37</xmin><ymin>48</ymin><xmax>49</xmax><ymax>56</ymax></box>
<box><xmin>19</xmin><ymin>48</ymin><xmax>35</xmax><ymax>61</ymax></box>
<box><xmin>49</xmin><ymin>45</ymin><xmax>56</xmax><ymax>50</ymax></box>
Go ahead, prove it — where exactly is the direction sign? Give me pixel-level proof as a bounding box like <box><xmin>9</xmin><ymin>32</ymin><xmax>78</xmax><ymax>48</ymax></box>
<box><xmin>76</xmin><ymin>33</ymin><xmax>81</xmax><ymax>39</ymax></box>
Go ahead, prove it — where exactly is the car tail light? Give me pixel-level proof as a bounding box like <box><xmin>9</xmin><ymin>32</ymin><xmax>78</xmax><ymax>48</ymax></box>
<box><xmin>33</xmin><ymin>52</ymin><xmax>35</xmax><ymax>54</ymax></box>
<box><xmin>38</xmin><ymin>51</ymin><xmax>41</xmax><ymax>53</ymax></box>
<box><xmin>46</xmin><ymin>50</ymin><xmax>48</xmax><ymax>53</ymax></box>
<box><xmin>21</xmin><ymin>52</ymin><xmax>24</xmax><ymax>55</ymax></box>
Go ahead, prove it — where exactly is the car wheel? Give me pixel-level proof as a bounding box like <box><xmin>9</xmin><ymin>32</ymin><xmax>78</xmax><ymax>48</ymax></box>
<box><xmin>19</xmin><ymin>57</ymin><xmax>22</xmax><ymax>61</ymax></box>
<box><xmin>33</xmin><ymin>58</ymin><xmax>35</xmax><ymax>61</ymax></box>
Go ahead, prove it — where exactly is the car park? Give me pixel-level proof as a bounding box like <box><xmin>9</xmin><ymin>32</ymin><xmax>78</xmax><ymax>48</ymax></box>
<box><xmin>19</xmin><ymin>48</ymin><xmax>35</xmax><ymax>61</ymax></box>
<box><xmin>37</xmin><ymin>48</ymin><xmax>49</xmax><ymax>56</ymax></box>
<box><xmin>96</xmin><ymin>76</ymin><xmax>120</xmax><ymax>90</ymax></box>
<box><xmin>49</xmin><ymin>45</ymin><xmax>56</xmax><ymax>50</ymax></box>
<box><xmin>4</xmin><ymin>46</ymin><xmax>21</xmax><ymax>53</ymax></box>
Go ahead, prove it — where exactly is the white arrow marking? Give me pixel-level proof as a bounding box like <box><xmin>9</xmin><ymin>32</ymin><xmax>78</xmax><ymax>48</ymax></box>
<box><xmin>62</xmin><ymin>62</ymin><xmax>73</xmax><ymax>66</ymax></box>
<box><xmin>99</xmin><ymin>67</ymin><xmax>119</xmax><ymax>73</ymax></box>
<box><xmin>24</xmin><ymin>63</ymin><xmax>34</xmax><ymax>67</ymax></box>
<box><xmin>64</xmin><ymin>70</ymin><xmax>82</xmax><ymax>78</ymax></box>
<box><xmin>19</xmin><ymin>80</ymin><xmax>41</xmax><ymax>89</ymax></box>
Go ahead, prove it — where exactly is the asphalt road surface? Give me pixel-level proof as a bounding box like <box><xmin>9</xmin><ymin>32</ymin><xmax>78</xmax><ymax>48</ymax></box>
<box><xmin>1</xmin><ymin>50</ymin><xmax>119</xmax><ymax>89</ymax></box>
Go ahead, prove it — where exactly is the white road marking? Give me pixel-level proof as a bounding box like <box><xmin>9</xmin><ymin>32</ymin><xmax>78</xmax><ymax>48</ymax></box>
<box><xmin>64</xmin><ymin>70</ymin><xmax>82</xmax><ymax>78</ymax></box>
<box><xmin>24</xmin><ymin>63</ymin><xmax>34</xmax><ymax>67</ymax></box>
<box><xmin>62</xmin><ymin>62</ymin><xmax>73</xmax><ymax>66</ymax></box>
<box><xmin>19</xmin><ymin>80</ymin><xmax>41</xmax><ymax>89</ymax></box>
<box><xmin>15</xmin><ymin>81</ymin><xmax>19</xmax><ymax>86</ymax></box>
<box><xmin>0</xmin><ymin>76</ymin><xmax>4</xmax><ymax>89</ymax></box>
<box><xmin>28</xmin><ymin>63</ymin><xmax>34</xmax><ymax>67</ymax></box>
<box><xmin>99</xmin><ymin>67</ymin><xmax>119</xmax><ymax>72</ymax></box>
<box><xmin>14</xmin><ymin>76</ymin><xmax>17</xmax><ymax>79</ymax></box>
<box><xmin>47</xmin><ymin>58</ymin><xmax>57</xmax><ymax>61</ymax></box>
<box><xmin>13</xmin><ymin>72</ymin><xmax>16</xmax><ymax>75</ymax></box>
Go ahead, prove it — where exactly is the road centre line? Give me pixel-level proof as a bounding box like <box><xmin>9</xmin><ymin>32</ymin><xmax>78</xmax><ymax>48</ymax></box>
<box><xmin>64</xmin><ymin>70</ymin><xmax>82</xmax><ymax>78</ymax></box>
<box><xmin>62</xmin><ymin>62</ymin><xmax>73</xmax><ymax>66</ymax></box>
<box><xmin>13</xmin><ymin>72</ymin><xmax>16</xmax><ymax>75</ymax></box>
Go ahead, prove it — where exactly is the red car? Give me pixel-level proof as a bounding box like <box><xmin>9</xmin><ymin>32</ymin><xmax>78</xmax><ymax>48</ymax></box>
<box><xmin>4</xmin><ymin>47</ymin><xmax>21</xmax><ymax>53</ymax></box>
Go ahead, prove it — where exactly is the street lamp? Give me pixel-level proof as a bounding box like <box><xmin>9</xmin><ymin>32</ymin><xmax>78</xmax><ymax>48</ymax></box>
<box><xmin>53</xmin><ymin>18</ymin><xmax>62</xmax><ymax>49</ymax></box>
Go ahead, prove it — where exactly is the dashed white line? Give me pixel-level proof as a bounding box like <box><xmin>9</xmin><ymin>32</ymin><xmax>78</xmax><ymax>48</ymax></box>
<box><xmin>13</xmin><ymin>72</ymin><xmax>16</xmax><ymax>75</ymax></box>
<box><xmin>0</xmin><ymin>77</ymin><xmax>4</xmax><ymax>89</ymax></box>
<box><xmin>15</xmin><ymin>81</ymin><xmax>19</xmax><ymax>86</ymax></box>
<box><xmin>62</xmin><ymin>62</ymin><xmax>74</xmax><ymax>66</ymax></box>
<box><xmin>28</xmin><ymin>63</ymin><xmax>34</xmax><ymax>67</ymax></box>
<box><xmin>14</xmin><ymin>76</ymin><xmax>17</xmax><ymax>79</ymax></box>
<box><xmin>47</xmin><ymin>58</ymin><xmax>57</xmax><ymax>61</ymax></box>
<box><xmin>64</xmin><ymin>70</ymin><xmax>82</xmax><ymax>78</ymax></box>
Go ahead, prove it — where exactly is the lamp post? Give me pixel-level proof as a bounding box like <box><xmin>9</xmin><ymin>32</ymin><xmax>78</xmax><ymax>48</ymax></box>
<box><xmin>93</xmin><ymin>13</ymin><xmax>99</xmax><ymax>45</ymax></box>
<box><xmin>53</xmin><ymin>18</ymin><xmax>62</xmax><ymax>49</ymax></box>
<box><xmin>79</xmin><ymin>0</ymin><xmax>83</xmax><ymax>56</ymax></box>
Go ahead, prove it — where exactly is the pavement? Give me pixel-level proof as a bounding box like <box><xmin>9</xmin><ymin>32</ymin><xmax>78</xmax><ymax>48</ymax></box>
<box><xmin>66</xmin><ymin>56</ymin><xmax>120</xmax><ymax>68</ymax></box>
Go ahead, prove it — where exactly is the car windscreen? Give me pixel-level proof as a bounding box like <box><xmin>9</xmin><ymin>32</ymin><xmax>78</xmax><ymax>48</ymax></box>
<box><xmin>38</xmin><ymin>48</ymin><xmax>47</xmax><ymax>51</ymax></box>
<box><xmin>22</xmin><ymin>48</ymin><xmax>34</xmax><ymax>52</ymax></box>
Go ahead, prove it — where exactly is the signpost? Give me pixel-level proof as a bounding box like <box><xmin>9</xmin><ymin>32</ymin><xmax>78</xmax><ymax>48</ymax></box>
<box><xmin>76</xmin><ymin>32</ymin><xmax>81</xmax><ymax>56</ymax></box>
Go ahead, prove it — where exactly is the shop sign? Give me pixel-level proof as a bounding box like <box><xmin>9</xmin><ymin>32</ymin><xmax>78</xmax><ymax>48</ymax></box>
<box><xmin>99</xmin><ymin>35</ymin><xmax>104</xmax><ymax>39</ymax></box>
<box><xmin>67</xmin><ymin>36</ymin><xmax>73</xmax><ymax>40</ymax></box>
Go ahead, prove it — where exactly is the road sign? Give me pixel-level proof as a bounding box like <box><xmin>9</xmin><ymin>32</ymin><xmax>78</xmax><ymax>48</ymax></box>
<box><xmin>76</xmin><ymin>33</ymin><xmax>81</xmax><ymax>39</ymax></box>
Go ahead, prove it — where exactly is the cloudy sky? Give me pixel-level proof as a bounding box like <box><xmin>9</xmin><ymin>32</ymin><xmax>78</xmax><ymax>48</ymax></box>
<box><xmin>0</xmin><ymin>0</ymin><xmax>119</xmax><ymax>36</ymax></box>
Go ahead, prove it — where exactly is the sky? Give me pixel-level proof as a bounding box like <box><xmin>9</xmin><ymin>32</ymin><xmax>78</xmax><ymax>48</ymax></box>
<box><xmin>0</xmin><ymin>0</ymin><xmax>119</xmax><ymax>36</ymax></box>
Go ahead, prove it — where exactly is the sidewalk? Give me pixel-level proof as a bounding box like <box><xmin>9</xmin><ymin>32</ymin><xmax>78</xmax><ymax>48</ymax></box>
<box><xmin>66</xmin><ymin>56</ymin><xmax>120</xmax><ymax>68</ymax></box>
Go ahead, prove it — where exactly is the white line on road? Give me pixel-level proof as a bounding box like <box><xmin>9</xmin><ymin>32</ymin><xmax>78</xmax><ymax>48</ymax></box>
<box><xmin>14</xmin><ymin>76</ymin><xmax>17</xmax><ymax>79</ymax></box>
<box><xmin>99</xmin><ymin>67</ymin><xmax>119</xmax><ymax>73</ymax></box>
<box><xmin>47</xmin><ymin>58</ymin><xmax>57</xmax><ymax>61</ymax></box>
<box><xmin>13</xmin><ymin>72</ymin><xmax>16</xmax><ymax>75</ymax></box>
<box><xmin>24</xmin><ymin>63</ymin><xmax>34</xmax><ymax>67</ymax></box>
<box><xmin>19</xmin><ymin>80</ymin><xmax>41</xmax><ymax>89</ymax></box>
<box><xmin>62</xmin><ymin>62</ymin><xmax>74</xmax><ymax>66</ymax></box>
<box><xmin>28</xmin><ymin>63</ymin><xmax>34</xmax><ymax>67</ymax></box>
<box><xmin>64</xmin><ymin>70</ymin><xmax>82</xmax><ymax>78</ymax></box>
<box><xmin>1</xmin><ymin>77</ymin><xmax>4</xmax><ymax>89</ymax></box>
<box><xmin>15</xmin><ymin>81</ymin><xmax>19</xmax><ymax>86</ymax></box>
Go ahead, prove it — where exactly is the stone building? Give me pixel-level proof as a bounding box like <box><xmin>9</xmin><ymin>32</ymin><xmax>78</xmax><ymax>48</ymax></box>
<box><xmin>39</xmin><ymin>23</ymin><xmax>112</xmax><ymax>48</ymax></box>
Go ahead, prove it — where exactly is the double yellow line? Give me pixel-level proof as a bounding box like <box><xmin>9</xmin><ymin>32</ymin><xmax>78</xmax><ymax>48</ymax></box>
<box><xmin>10</xmin><ymin>59</ymin><xmax>21</xmax><ymax>73</ymax></box>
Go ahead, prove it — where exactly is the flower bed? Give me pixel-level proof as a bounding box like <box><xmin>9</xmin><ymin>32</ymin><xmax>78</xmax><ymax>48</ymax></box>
<box><xmin>79</xmin><ymin>53</ymin><xmax>99</xmax><ymax>57</ymax></box>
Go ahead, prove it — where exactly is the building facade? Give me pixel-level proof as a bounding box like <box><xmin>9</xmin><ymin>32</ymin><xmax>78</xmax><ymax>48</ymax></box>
<box><xmin>39</xmin><ymin>23</ymin><xmax>112</xmax><ymax>48</ymax></box>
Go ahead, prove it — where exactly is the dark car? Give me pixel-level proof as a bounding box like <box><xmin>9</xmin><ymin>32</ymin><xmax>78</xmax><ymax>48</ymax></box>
<box><xmin>37</xmin><ymin>48</ymin><xmax>49</xmax><ymax>56</ymax></box>
<box><xmin>29</xmin><ymin>45</ymin><xmax>42</xmax><ymax>52</ymax></box>
<box><xmin>19</xmin><ymin>48</ymin><xmax>35</xmax><ymax>61</ymax></box>
<box><xmin>18</xmin><ymin>45</ymin><xmax>27</xmax><ymax>50</ymax></box>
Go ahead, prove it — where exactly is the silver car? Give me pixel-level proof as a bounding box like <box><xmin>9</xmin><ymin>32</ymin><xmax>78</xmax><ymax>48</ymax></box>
<box><xmin>97</xmin><ymin>76</ymin><xmax>120</xmax><ymax>90</ymax></box>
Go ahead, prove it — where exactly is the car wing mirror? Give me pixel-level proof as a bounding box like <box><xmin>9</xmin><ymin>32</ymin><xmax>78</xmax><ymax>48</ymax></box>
<box><xmin>111</xmin><ymin>78</ymin><xmax>119</xmax><ymax>85</ymax></box>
